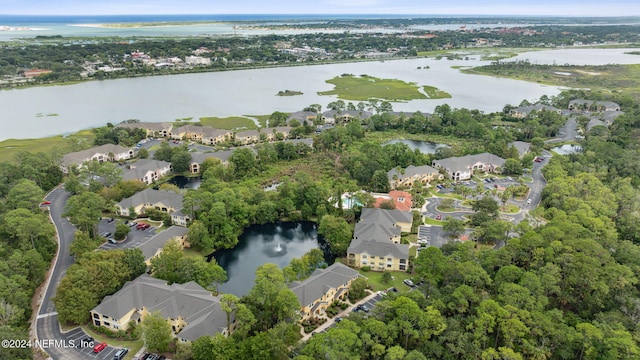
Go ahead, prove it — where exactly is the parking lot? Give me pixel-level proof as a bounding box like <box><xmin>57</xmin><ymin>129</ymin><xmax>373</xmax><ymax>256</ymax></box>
<box><xmin>98</xmin><ymin>218</ymin><xmax>158</xmax><ymax>250</ymax></box>
<box><xmin>62</xmin><ymin>327</ymin><xmax>127</xmax><ymax>359</ymax></box>
<box><xmin>437</xmin><ymin>176</ymin><xmax>526</xmax><ymax>197</ymax></box>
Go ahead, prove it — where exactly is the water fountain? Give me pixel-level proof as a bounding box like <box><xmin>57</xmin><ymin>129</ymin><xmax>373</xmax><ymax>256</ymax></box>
<box><xmin>263</xmin><ymin>241</ymin><xmax>288</xmax><ymax>257</ymax></box>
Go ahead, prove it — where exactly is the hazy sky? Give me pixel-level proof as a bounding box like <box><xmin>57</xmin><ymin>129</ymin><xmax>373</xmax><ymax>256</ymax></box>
<box><xmin>0</xmin><ymin>0</ymin><xmax>637</xmax><ymax>17</ymax></box>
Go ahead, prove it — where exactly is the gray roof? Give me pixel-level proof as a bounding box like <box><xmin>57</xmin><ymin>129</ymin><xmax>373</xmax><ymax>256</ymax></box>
<box><xmin>322</xmin><ymin>110</ymin><xmax>372</xmax><ymax>119</ymax></box>
<box><xmin>587</xmin><ymin>118</ymin><xmax>607</xmax><ymax>130</ymax></box>
<box><xmin>117</xmin><ymin>188</ymin><xmax>184</xmax><ymax>211</ymax></box>
<box><xmin>287</xmin><ymin>111</ymin><xmax>318</xmax><ymax>124</ymax></box>
<box><xmin>63</xmin><ymin>144</ymin><xmax>132</xmax><ymax>167</ymax></box>
<box><xmin>270</xmin><ymin>126</ymin><xmax>293</xmax><ymax>133</ymax></box>
<box><xmin>139</xmin><ymin>226</ymin><xmax>188</xmax><ymax>261</ymax></box>
<box><xmin>360</xmin><ymin>208</ymin><xmax>413</xmax><ymax>226</ymax></box>
<box><xmin>289</xmin><ymin>263</ymin><xmax>360</xmax><ymax>307</ymax></box>
<box><xmin>387</xmin><ymin>164</ymin><xmax>439</xmax><ymax>182</ymax></box>
<box><xmin>601</xmin><ymin>111</ymin><xmax>624</xmax><ymax>124</ymax></box>
<box><xmin>92</xmin><ymin>275</ymin><xmax>227</xmax><ymax>341</ymax></box>
<box><xmin>235</xmin><ymin>129</ymin><xmax>260</xmax><ymax>138</ymax></box>
<box><xmin>200</xmin><ymin>127</ymin><xmax>233</xmax><ymax>139</ymax></box>
<box><xmin>353</xmin><ymin>221</ymin><xmax>401</xmax><ymax>242</ymax></box>
<box><xmin>433</xmin><ymin>153</ymin><xmax>506</xmax><ymax>174</ymax></box>
<box><xmin>122</xmin><ymin>159</ymin><xmax>171</xmax><ymax>182</ymax></box>
<box><xmin>512</xmin><ymin>104</ymin><xmax>559</xmax><ymax>115</ymax></box>
<box><xmin>190</xmin><ymin>150</ymin><xmax>235</xmax><ymax>164</ymax></box>
<box><xmin>509</xmin><ymin>141</ymin><xmax>531</xmax><ymax>157</ymax></box>
<box><xmin>347</xmin><ymin>237</ymin><xmax>409</xmax><ymax>259</ymax></box>
<box><xmin>117</xmin><ymin>122</ymin><xmax>173</xmax><ymax>132</ymax></box>
<box><xmin>569</xmin><ymin>99</ymin><xmax>620</xmax><ymax>110</ymax></box>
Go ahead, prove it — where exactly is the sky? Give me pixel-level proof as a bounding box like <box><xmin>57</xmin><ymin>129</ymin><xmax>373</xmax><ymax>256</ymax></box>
<box><xmin>0</xmin><ymin>0</ymin><xmax>638</xmax><ymax>17</ymax></box>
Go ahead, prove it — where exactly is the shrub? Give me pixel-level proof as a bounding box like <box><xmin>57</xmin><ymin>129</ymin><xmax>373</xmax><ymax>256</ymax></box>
<box><xmin>361</xmin><ymin>266</ymin><xmax>371</xmax><ymax>272</ymax></box>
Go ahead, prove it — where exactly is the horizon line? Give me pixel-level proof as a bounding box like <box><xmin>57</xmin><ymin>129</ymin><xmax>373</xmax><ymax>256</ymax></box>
<box><xmin>2</xmin><ymin>13</ymin><xmax>639</xmax><ymax>18</ymax></box>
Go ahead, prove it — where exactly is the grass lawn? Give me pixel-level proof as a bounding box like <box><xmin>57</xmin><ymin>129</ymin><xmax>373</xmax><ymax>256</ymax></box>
<box><xmin>356</xmin><ymin>268</ymin><xmax>414</xmax><ymax>294</ymax></box>
<box><xmin>500</xmin><ymin>204</ymin><xmax>520</xmax><ymax>214</ymax></box>
<box><xmin>199</xmin><ymin>116</ymin><xmax>258</xmax><ymax>130</ymax></box>
<box><xmin>318</xmin><ymin>74</ymin><xmax>433</xmax><ymax>101</ymax></box>
<box><xmin>246</xmin><ymin>114</ymin><xmax>271</xmax><ymax>128</ymax></box>
<box><xmin>423</xmin><ymin>217</ymin><xmax>444</xmax><ymax>226</ymax></box>
<box><xmin>463</xmin><ymin>62</ymin><xmax>640</xmax><ymax>99</ymax></box>
<box><xmin>81</xmin><ymin>325</ymin><xmax>143</xmax><ymax>360</ymax></box>
<box><xmin>422</xmin><ymin>85</ymin><xmax>452</xmax><ymax>99</ymax></box>
<box><xmin>519</xmin><ymin>176</ymin><xmax>534</xmax><ymax>183</ymax></box>
<box><xmin>0</xmin><ymin>130</ymin><xmax>95</xmax><ymax>162</ymax></box>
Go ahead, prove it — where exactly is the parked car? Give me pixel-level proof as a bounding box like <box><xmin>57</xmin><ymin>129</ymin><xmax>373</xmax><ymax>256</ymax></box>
<box><xmin>389</xmin><ymin>287</ymin><xmax>398</xmax><ymax>293</ymax></box>
<box><xmin>403</xmin><ymin>279</ymin><xmax>415</xmax><ymax>287</ymax></box>
<box><xmin>335</xmin><ymin>317</ymin><xmax>342</xmax><ymax>323</ymax></box>
<box><xmin>100</xmin><ymin>232</ymin><xmax>112</xmax><ymax>238</ymax></box>
<box><xmin>93</xmin><ymin>342</ymin><xmax>107</xmax><ymax>353</ymax></box>
<box><xmin>107</xmin><ymin>217</ymin><xmax>115</xmax><ymax>223</ymax></box>
<box><xmin>129</xmin><ymin>221</ymin><xmax>138</xmax><ymax>227</ymax></box>
<box><xmin>114</xmin><ymin>348</ymin><xmax>129</xmax><ymax>360</ymax></box>
<box><xmin>40</xmin><ymin>201</ymin><xmax>51</xmax><ymax>205</ymax></box>
<box><xmin>108</xmin><ymin>238</ymin><xmax>117</xmax><ymax>244</ymax></box>
<box><xmin>527</xmin><ymin>198</ymin><xmax>532</xmax><ymax>204</ymax></box>
<box><xmin>137</xmin><ymin>223</ymin><xmax>150</xmax><ymax>230</ymax></box>
<box><xmin>358</xmin><ymin>304</ymin><xmax>370</xmax><ymax>312</ymax></box>
<box><xmin>435</xmin><ymin>214</ymin><xmax>442</xmax><ymax>221</ymax></box>
<box><xmin>534</xmin><ymin>157</ymin><xmax>544</xmax><ymax>163</ymax></box>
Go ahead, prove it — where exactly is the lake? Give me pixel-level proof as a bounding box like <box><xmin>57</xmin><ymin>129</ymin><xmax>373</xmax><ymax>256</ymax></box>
<box><xmin>165</xmin><ymin>175</ymin><xmax>201</xmax><ymax>189</ymax></box>
<box><xmin>1</xmin><ymin>48</ymin><xmax>639</xmax><ymax>141</ymax></box>
<box><xmin>551</xmin><ymin>144</ymin><xmax>583</xmax><ymax>155</ymax></box>
<box><xmin>211</xmin><ymin>221</ymin><xmax>332</xmax><ymax>296</ymax></box>
<box><xmin>384</xmin><ymin>139</ymin><xmax>449</xmax><ymax>154</ymax></box>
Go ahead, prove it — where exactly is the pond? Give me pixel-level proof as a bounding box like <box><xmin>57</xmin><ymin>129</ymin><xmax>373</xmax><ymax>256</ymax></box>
<box><xmin>384</xmin><ymin>139</ymin><xmax>449</xmax><ymax>154</ymax></box>
<box><xmin>210</xmin><ymin>221</ymin><xmax>332</xmax><ymax>296</ymax></box>
<box><xmin>165</xmin><ymin>175</ymin><xmax>201</xmax><ymax>189</ymax></box>
<box><xmin>551</xmin><ymin>144</ymin><xmax>583</xmax><ymax>155</ymax></box>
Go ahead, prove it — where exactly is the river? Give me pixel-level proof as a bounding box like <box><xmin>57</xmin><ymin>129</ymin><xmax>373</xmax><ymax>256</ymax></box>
<box><xmin>1</xmin><ymin>48</ymin><xmax>639</xmax><ymax>141</ymax></box>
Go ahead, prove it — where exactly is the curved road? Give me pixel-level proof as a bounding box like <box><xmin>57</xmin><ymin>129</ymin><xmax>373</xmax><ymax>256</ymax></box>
<box><xmin>35</xmin><ymin>187</ymin><xmax>92</xmax><ymax>360</ymax></box>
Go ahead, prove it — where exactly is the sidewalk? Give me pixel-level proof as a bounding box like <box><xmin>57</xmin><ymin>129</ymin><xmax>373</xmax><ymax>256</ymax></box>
<box><xmin>300</xmin><ymin>290</ymin><xmax>379</xmax><ymax>342</ymax></box>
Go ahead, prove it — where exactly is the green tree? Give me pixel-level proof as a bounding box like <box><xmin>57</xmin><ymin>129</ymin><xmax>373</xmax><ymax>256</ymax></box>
<box><xmin>64</xmin><ymin>192</ymin><xmax>107</xmax><ymax>237</ymax></box>
<box><xmin>114</xmin><ymin>223</ymin><xmax>130</xmax><ymax>240</ymax></box>
<box><xmin>69</xmin><ymin>230</ymin><xmax>101</xmax><ymax>257</ymax></box>
<box><xmin>443</xmin><ymin>218</ymin><xmax>465</xmax><ymax>239</ymax></box>
<box><xmin>348</xmin><ymin>277</ymin><xmax>368</xmax><ymax>302</ymax></box>
<box><xmin>318</xmin><ymin>215</ymin><xmax>353</xmax><ymax>256</ymax></box>
<box><xmin>171</xmin><ymin>151</ymin><xmax>192</xmax><ymax>173</ymax></box>
<box><xmin>141</xmin><ymin>311</ymin><xmax>173</xmax><ymax>353</ymax></box>
<box><xmin>5</xmin><ymin>179</ymin><xmax>44</xmax><ymax>211</ymax></box>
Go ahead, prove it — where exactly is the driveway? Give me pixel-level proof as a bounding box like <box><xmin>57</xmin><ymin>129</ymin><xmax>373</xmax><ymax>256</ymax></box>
<box><xmin>98</xmin><ymin>218</ymin><xmax>158</xmax><ymax>250</ymax></box>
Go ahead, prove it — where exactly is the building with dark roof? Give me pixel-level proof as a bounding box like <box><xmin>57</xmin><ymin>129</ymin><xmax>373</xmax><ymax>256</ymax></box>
<box><xmin>116</xmin><ymin>188</ymin><xmax>183</xmax><ymax>218</ymax></box>
<box><xmin>122</xmin><ymin>159</ymin><xmax>172</xmax><ymax>185</ymax></box>
<box><xmin>387</xmin><ymin>164</ymin><xmax>442</xmax><ymax>189</ymax></box>
<box><xmin>90</xmin><ymin>275</ymin><xmax>229</xmax><ymax>342</ymax></box>
<box><xmin>347</xmin><ymin>208</ymin><xmax>412</xmax><ymax>272</ymax></box>
<box><xmin>289</xmin><ymin>263</ymin><xmax>361</xmax><ymax>320</ymax></box>
<box><xmin>432</xmin><ymin>153</ymin><xmax>506</xmax><ymax>181</ymax></box>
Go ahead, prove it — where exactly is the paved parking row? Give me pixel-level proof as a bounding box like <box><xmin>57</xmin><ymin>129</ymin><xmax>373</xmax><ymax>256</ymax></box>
<box><xmin>98</xmin><ymin>218</ymin><xmax>157</xmax><ymax>250</ymax></box>
<box><xmin>62</xmin><ymin>327</ymin><xmax>127</xmax><ymax>360</ymax></box>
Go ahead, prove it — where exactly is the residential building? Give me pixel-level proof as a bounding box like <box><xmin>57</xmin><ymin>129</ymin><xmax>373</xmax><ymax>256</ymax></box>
<box><xmin>170</xmin><ymin>125</ymin><xmax>207</xmax><ymax>141</ymax></box>
<box><xmin>372</xmin><ymin>191</ymin><xmax>413</xmax><ymax>212</ymax></box>
<box><xmin>62</xmin><ymin>144</ymin><xmax>134</xmax><ymax>173</ymax></box>
<box><xmin>201</xmin><ymin>128</ymin><xmax>234</xmax><ymax>145</ymax></box>
<box><xmin>322</xmin><ymin>110</ymin><xmax>372</xmax><ymax>124</ymax></box>
<box><xmin>190</xmin><ymin>150</ymin><xmax>235</xmax><ymax>173</ymax></box>
<box><xmin>347</xmin><ymin>208</ymin><xmax>412</xmax><ymax>271</ymax></box>
<box><xmin>509</xmin><ymin>141</ymin><xmax>531</xmax><ymax>159</ymax></box>
<box><xmin>122</xmin><ymin>159</ymin><xmax>172</xmax><ymax>185</ymax></box>
<box><xmin>171</xmin><ymin>209</ymin><xmax>192</xmax><ymax>227</ymax></box>
<box><xmin>265</xmin><ymin>126</ymin><xmax>293</xmax><ymax>141</ymax></box>
<box><xmin>139</xmin><ymin>226</ymin><xmax>189</xmax><ymax>265</ymax></box>
<box><xmin>234</xmin><ymin>129</ymin><xmax>261</xmax><ymax>145</ymax></box>
<box><xmin>185</xmin><ymin>56</ymin><xmax>212</xmax><ymax>66</ymax></box>
<box><xmin>90</xmin><ymin>275</ymin><xmax>229</xmax><ymax>342</ymax></box>
<box><xmin>387</xmin><ymin>164</ymin><xmax>442</xmax><ymax>189</ymax></box>
<box><xmin>116</xmin><ymin>188</ymin><xmax>183</xmax><ymax>218</ymax></box>
<box><xmin>287</xmin><ymin>111</ymin><xmax>318</xmax><ymax>125</ymax></box>
<box><xmin>289</xmin><ymin>263</ymin><xmax>362</xmax><ymax>321</ymax></box>
<box><xmin>509</xmin><ymin>104</ymin><xmax>561</xmax><ymax>118</ymax></box>
<box><xmin>568</xmin><ymin>99</ymin><xmax>621</xmax><ymax>112</ymax></box>
<box><xmin>432</xmin><ymin>153</ymin><xmax>506</xmax><ymax>181</ymax></box>
<box><xmin>116</xmin><ymin>122</ymin><xmax>173</xmax><ymax>137</ymax></box>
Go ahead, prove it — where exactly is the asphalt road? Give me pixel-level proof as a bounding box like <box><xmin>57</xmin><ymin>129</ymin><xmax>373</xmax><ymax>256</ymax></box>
<box><xmin>546</xmin><ymin>116</ymin><xmax>578</xmax><ymax>143</ymax></box>
<box><xmin>35</xmin><ymin>187</ymin><xmax>119</xmax><ymax>360</ymax></box>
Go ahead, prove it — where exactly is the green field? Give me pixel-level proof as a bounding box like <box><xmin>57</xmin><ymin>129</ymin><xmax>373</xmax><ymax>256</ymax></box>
<box><xmin>318</xmin><ymin>74</ymin><xmax>434</xmax><ymax>101</ymax></box>
<box><xmin>464</xmin><ymin>63</ymin><xmax>640</xmax><ymax>99</ymax></box>
<box><xmin>423</xmin><ymin>85</ymin><xmax>452</xmax><ymax>99</ymax></box>
<box><xmin>0</xmin><ymin>130</ymin><xmax>94</xmax><ymax>162</ymax></box>
<box><xmin>198</xmin><ymin>116</ymin><xmax>258</xmax><ymax>130</ymax></box>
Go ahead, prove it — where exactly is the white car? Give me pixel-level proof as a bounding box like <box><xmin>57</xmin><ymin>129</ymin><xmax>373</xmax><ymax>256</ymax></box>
<box><xmin>526</xmin><ymin>199</ymin><xmax>532</xmax><ymax>204</ymax></box>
